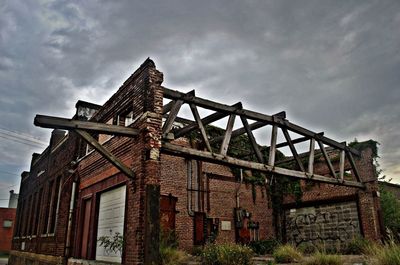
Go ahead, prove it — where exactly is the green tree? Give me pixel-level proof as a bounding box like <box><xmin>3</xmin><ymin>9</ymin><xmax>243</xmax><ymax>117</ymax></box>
<box><xmin>380</xmin><ymin>187</ymin><xmax>400</xmax><ymax>237</ymax></box>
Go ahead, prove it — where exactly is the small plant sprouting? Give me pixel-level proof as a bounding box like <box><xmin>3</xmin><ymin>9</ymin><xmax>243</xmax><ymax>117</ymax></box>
<box><xmin>98</xmin><ymin>232</ymin><xmax>124</xmax><ymax>257</ymax></box>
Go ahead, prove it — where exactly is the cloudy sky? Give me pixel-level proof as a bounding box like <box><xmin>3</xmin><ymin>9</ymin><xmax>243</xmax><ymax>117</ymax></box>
<box><xmin>0</xmin><ymin>0</ymin><xmax>399</xmax><ymax>206</ymax></box>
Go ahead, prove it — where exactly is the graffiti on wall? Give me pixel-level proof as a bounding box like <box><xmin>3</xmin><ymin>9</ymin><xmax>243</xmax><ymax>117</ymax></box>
<box><xmin>285</xmin><ymin>201</ymin><xmax>361</xmax><ymax>248</ymax></box>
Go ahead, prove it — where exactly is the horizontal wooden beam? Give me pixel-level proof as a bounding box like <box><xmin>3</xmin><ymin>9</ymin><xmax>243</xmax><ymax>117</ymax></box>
<box><xmin>163</xmin><ymin>87</ymin><xmax>360</xmax><ymax>156</ymax></box>
<box><xmin>34</xmin><ymin>115</ymin><xmax>139</xmax><ymax>136</ymax></box>
<box><xmin>75</xmin><ymin>129</ymin><xmax>135</xmax><ymax>179</ymax></box>
<box><xmin>210</xmin><ymin>121</ymin><xmax>266</xmax><ymax>144</ymax></box>
<box><xmin>161</xmin><ymin>142</ymin><xmax>364</xmax><ymax>189</ymax></box>
<box><xmin>275</xmin><ymin>133</ymin><xmax>324</xmax><ymax>149</ymax></box>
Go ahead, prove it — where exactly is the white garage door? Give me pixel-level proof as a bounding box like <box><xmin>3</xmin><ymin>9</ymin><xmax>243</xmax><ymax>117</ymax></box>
<box><xmin>96</xmin><ymin>185</ymin><xmax>126</xmax><ymax>263</ymax></box>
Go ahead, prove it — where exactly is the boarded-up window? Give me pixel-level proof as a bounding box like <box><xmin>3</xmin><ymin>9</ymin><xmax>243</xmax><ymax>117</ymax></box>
<box><xmin>194</xmin><ymin>212</ymin><xmax>206</xmax><ymax>245</ymax></box>
<box><xmin>160</xmin><ymin>195</ymin><xmax>177</xmax><ymax>232</ymax></box>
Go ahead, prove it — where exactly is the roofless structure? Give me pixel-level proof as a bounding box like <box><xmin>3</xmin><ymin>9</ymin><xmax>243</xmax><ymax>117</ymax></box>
<box><xmin>11</xmin><ymin>59</ymin><xmax>382</xmax><ymax>265</ymax></box>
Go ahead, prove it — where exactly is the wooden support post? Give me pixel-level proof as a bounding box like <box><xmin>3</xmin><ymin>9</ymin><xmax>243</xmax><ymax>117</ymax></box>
<box><xmin>240</xmin><ymin>116</ymin><xmax>264</xmax><ymax>163</ymax></box>
<box><xmin>220</xmin><ymin>114</ymin><xmax>236</xmax><ymax>156</ymax></box>
<box><xmin>339</xmin><ymin>150</ymin><xmax>345</xmax><ymax>182</ymax></box>
<box><xmin>162</xmin><ymin>100</ymin><xmax>183</xmax><ymax>137</ymax></box>
<box><xmin>75</xmin><ymin>129</ymin><xmax>135</xmax><ymax>178</ymax></box>
<box><xmin>190</xmin><ymin>104</ymin><xmax>212</xmax><ymax>152</ymax></box>
<box><xmin>308</xmin><ymin>138</ymin><xmax>315</xmax><ymax>175</ymax></box>
<box><xmin>268</xmin><ymin>125</ymin><xmax>278</xmax><ymax>166</ymax></box>
<box><xmin>317</xmin><ymin>140</ymin><xmax>336</xmax><ymax>178</ymax></box>
<box><xmin>282</xmin><ymin>128</ymin><xmax>305</xmax><ymax>172</ymax></box>
<box><xmin>162</xmin><ymin>100</ymin><xmax>175</xmax><ymax>115</ymax></box>
<box><xmin>347</xmin><ymin>151</ymin><xmax>362</xmax><ymax>182</ymax></box>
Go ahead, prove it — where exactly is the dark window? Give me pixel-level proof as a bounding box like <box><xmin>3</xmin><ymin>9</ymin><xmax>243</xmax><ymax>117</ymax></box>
<box><xmin>33</xmin><ymin>189</ymin><xmax>42</xmax><ymax>235</ymax></box>
<box><xmin>49</xmin><ymin>176</ymin><xmax>62</xmax><ymax>233</ymax></box>
<box><xmin>42</xmin><ymin>180</ymin><xmax>54</xmax><ymax>234</ymax></box>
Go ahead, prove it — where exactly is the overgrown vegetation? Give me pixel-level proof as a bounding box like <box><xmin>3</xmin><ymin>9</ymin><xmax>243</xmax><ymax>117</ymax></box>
<box><xmin>380</xmin><ymin>186</ymin><xmax>400</xmax><ymax>240</ymax></box>
<box><xmin>97</xmin><ymin>232</ymin><xmax>124</xmax><ymax>257</ymax></box>
<box><xmin>201</xmin><ymin>243</ymin><xmax>254</xmax><ymax>265</ymax></box>
<box><xmin>159</xmin><ymin>229</ymin><xmax>189</xmax><ymax>265</ymax></box>
<box><xmin>343</xmin><ymin>236</ymin><xmax>370</xmax><ymax>255</ymax></box>
<box><xmin>365</xmin><ymin>241</ymin><xmax>400</xmax><ymax>265</ymax></box>
<box><xmin>304</xmin><ymin>252</ymin><xmax>342</xmax><ymax>265</ymax></box>
<box><xmin>247</xmin><ymin>239</ymin><xmax>279</xmax><ymax>255</ymax></box>
<box><xmin>272</xmin><ymin>244</ymin><xmax>302</xmax><ymax>263</ymax></box>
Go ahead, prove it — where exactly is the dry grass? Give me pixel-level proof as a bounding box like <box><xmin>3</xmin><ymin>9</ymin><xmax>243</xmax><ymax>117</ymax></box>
<box><xmin>273</xmin><ymin>244</ymin><xmax>302</xmax><ymax>263</ymax></box>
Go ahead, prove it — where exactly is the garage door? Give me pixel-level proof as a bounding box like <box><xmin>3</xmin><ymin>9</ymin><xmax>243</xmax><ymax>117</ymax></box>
<box><xmin>96</xmin><ymin>185</ymin><xmax>126</xmax><ymax>263</ymax></box>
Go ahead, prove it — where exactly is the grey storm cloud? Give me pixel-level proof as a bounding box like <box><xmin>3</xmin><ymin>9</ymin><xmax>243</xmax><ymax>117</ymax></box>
<box><xmin>0</xmin><ymin>0</ymin><xmax>400</xmax><ymax>204</ymax></box>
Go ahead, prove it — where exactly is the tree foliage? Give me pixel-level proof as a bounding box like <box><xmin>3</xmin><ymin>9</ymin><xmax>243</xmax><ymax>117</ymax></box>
<box><xmin>380</xmin><ymin>187</ymin><xmax>400</xmax><ymax>236</ymax></box>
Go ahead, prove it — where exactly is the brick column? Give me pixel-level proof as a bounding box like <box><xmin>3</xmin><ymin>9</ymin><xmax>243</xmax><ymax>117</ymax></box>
<box><xmin>124</xmin><ymin>61</ymin><xmax>163</xmax><ymax>265</ymax></box>
<box><xmin>356</xmin><ymin>148</ymin><xmax>382</xmax><ymax>241</ymax></box>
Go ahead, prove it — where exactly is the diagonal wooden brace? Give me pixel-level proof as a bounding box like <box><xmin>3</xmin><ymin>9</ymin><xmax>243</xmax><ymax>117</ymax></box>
<box><xmin>75</xmin><ymin>129</ymin><xmax>135</xmax><ymax>179</ymax></box>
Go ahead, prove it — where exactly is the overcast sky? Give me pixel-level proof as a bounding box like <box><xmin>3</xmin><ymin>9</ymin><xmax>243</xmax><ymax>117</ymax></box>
<box><xmin>0</xmin><ymin>0</ymin><xmax>399</xmax><ymax>206</ymax></box>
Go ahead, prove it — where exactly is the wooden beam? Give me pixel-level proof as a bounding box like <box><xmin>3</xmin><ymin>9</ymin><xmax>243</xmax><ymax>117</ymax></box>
<box><xmin>189</xmin><ymin>104</ymin><xmax>212</xmax><ymax>152</ymax></box>
<box><xmin>163</xmin><ymin>86</ymin><xmax>360</xmax><ymax>156</ymax></box>
<box><xmin>240</xmin><ymin>116</ymin><xmax>264</xmax><ymax>163</ymax></box>
<box><xmin>339</xmin><ymin>150</ymin><xmax>345</xmax><ymax>182</ymax></box>
<box><xmin>75</xmin><ymin>129</ymin><xmax>135</xmax><ymax>178</ymax></box>
<box><xmin>220</xmin><ymin>114</ymin><xmax>236</xmax><ymax>156</ymax></box>
<box><xmin>268</xmin><ymin>125</ymin><xmax>278</xmax><ymax>166</ymax></box>
<box><xmin>162</xmin><ymin>100</ymin><xmax>183</xmax><ymax>136</ymax></box>
<box><xmin>174</xmin><ymin>102</ymin><xmax>242</xmax><ymax>138</ymax></box>
<box><xmin>162</xmin><ymin>100</ymin><xmax>175</xmax><ymax>115</ymax></box>
<box><xmin>161</xmin><ymin>142</ymin><xmax>364</xmax><ymax>188</ymax></box>
<box><xmin>308</xmin><ymin>138</ymin><xmax>315</xmax><ymax>175</ymax></box>
<box><xmin>34</xmin><ymin>115</ymin><xmax>139</xmax><ymax>136</ymax></box>
<box><xmin>210</xmin><ymin>121</ymin><xmax>266</xmax><ymax>144</ymax></box>
<box><xmin>317</xmin><ymin>140</ymin><xmax>336</xmax><ymax>178</ymax></box>
<box><xmin>346</xmin><ymin>151</ymin><xmax>362</xmax><ymax>182</ymax></box>
<box><xmin>282</xmin><ymin>128</ymin><xmax>305</xmax><ymax>172</ymax></box>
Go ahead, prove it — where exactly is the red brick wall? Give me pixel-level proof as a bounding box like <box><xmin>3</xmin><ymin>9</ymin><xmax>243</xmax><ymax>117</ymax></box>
<box><xmin>11</xmin><ymin>131</ymin><xmax>79</xmax><ymax>262</ymax></box>
<box><xmin>160</xmin><ymin>140</ymin><xmax>273</xmax><ymax>251</ymax></box>
<box><xmin>283</xmin><ymin>147</ymin><xmax>382</xmax><ymax>242</ymax></box>
<box><xmin>74</xmin><ymin>59</ymin><xmax>163</xmax><ymax>265</ymax></box>
<box><xmin>0</xmin><ymin>208</ymin><xmax>16</xmax><ymax>253</ymax></box>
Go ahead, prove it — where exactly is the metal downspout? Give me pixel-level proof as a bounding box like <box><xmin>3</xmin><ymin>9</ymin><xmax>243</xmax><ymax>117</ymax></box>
<box><xmin>64</xmin><ymin>181</ymin><xmax>77</xmax><ymax>259</ymax></box>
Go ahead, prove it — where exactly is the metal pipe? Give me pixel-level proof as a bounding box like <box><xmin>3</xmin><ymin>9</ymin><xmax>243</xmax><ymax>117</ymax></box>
<box><xmin>187</xmin><ymin>160</ymin><xmax>194</xmax><ymax>217</ymax></box>
<box><xmin>65</xmin><ymin>181</ymin><xmax>77</xmax><ymax>257</ymax></box>
<box><xmin>235</xmin><ymin>169</ymin><xmax>243</xmax><ymax>208</ymax></box>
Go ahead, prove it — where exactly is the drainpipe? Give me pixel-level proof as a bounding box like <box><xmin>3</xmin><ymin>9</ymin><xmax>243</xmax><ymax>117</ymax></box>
<box><xmin>65</xmin><ymin>181</ymin><xmax>77</xmax><ymax>258</ymax></box>
<box><xmin>235</xmin><ymin>169</ymin><xmax>243</xmax><ymax>208</ymax></box>
<box><xmin>187</xmin><ymin>160</ymin><xmax>194</xmax><ymax>216</ymax></box>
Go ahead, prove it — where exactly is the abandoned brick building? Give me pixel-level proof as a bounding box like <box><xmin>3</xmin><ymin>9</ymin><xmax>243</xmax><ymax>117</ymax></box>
<box><xmin>10</xmin><ymin>59</ymin><xmax>383</xmax><ymax>265</ymax></box>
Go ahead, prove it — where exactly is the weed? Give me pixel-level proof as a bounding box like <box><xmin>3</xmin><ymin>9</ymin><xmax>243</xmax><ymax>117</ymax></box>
<box><xmin>304</xmin><ymin>252</ymin><xmax>342</xmax><ymax>265</ymax></box>
<box><xmin>273</xmin><ymin>244</ymin><xmax>302</xmax><ymax>263</ymax></box>
<box><xmin>201</xmin><ymin>243</ymin><xmax>254</xmax><ymax>265</ymax></box>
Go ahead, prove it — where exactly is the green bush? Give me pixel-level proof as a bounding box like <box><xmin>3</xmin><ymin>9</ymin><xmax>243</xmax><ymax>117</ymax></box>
<box><xmin>366</xmin><ymin>242</ymin><xmax>400</xmax><ymax>265</ymax></box>
<box><xmin>159</xmin><ymin>246</ymin><xmax>188</xmax><ymax>265</ymax></box>
<box><xmin>304</xmin><ymin>252</ymin><xmax>342</xmax><ymax>265</ymax></box>
<box><xmin>343</xmin><ymin>236</ymin><xmax>370</xmax><ymax>254</ymax></box>
<box><xmin>273</xmin><ymin>244</ymin><xmax>302</xmax><ymax>263</ymax></box>
<box><xmin>380</xmin><ymin>187</ymin><xmax>400</xmax><ymax>240</ymax></box>
<box><xmin>248</xmin><ymin>239</ymin><xmax>280</xmax><ymax>255</ymax></box>
<box><xmin>201</xmin><ymin>243</ymin><xmax>254</xmax><ymax>265</ymax></box>
<box><xmin>298</xmin><ymin>243</ymin><xmax>318</xmax><ymax>255</ymax></box>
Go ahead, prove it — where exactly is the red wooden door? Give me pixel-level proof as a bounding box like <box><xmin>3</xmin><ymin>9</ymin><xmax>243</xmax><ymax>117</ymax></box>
<box><xmin>160</xmin><ymin>195</ymin><xmax>177</xmax><ymax>232</ymax></box>
<box><xmin>81</xmin><ymin>199</ymin><xmax>92</xmax><ymax>258</ymax></box>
